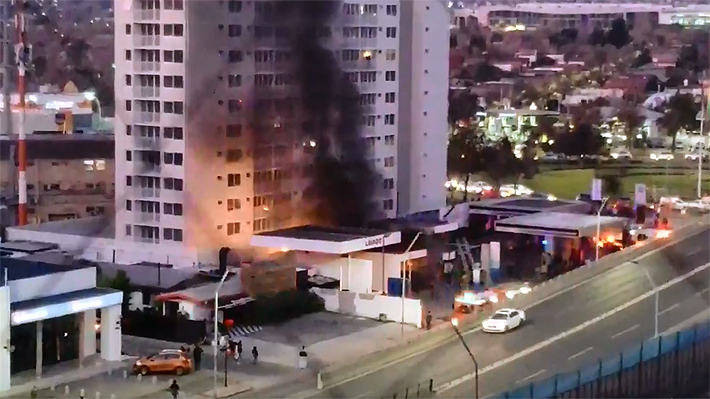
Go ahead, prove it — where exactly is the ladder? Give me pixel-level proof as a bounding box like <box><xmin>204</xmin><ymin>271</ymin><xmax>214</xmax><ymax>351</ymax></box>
<box><xmin>454</xmin><ymin>237</ymin><xmax>476</xmax><ymax>272</ymax></box>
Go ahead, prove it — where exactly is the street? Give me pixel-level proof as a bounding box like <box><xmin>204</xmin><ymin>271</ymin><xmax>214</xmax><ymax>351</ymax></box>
<box><xmin>251</xmin><ymin>227</ymin><xmax>710</xmax><ymax>399</ymax></box>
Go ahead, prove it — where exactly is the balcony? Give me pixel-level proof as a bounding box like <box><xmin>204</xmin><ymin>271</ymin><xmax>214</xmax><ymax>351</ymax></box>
<box><xmin>254</xmin><ymin>61</ymin><xmax>289</xmax><ymax>73</ymax></box>
<box><xmin>133</xmin><ymin>161</ymin><xmax>161</xmax><ymax>174</ymax></box>
<box><xmin>135</xmin><ymin>187</ymin><xmax>161</xmax><ymax>198</ymax></box>
<box><xmin>135</xmin><ymin>211</ymin><xmax>161</xmax><ymax>223</ymax></box>
<box><xmin>133</xmin><ymin>61</ymin><xmax>160</xmax><ymax>73</ymax></box>
<box><xmin>253</xmin><ymin>85</ymin><xmax>292</xmax><ymax>98</ymax></box>
<box><xmin>133</xmin><ymin>8</ymin><xmax>160</xmax><ymax>21</ymax></box>
<box><xmin>253</xmin><ymin>36</ymin><xmax>291</xmax><ymax>48</ymax></box>
<box><xmin>341</xmin><ymin>58</ymin><xmax>377</xmax><ymax>71</ymax></box>
<box><xmin>132</xmin><ymin>86</ymin><xmax>160</xmax><ymax>98</ymax></box>
<box><xmin>361</xmin><ymin>104</ymin><xmax>375</xmax><ymax>114</ymax></box>
<box><xmin>342</xmin><ymin>13</ymin><xmax>378</xmax><ymax>25</ymax></box>
<box><xmin>133</xmin><ymin>135</ymin><xmax>160</xmax><ymax>149</ymax></box>
<box><xmin>134</xmin><ymin>236</ymin><xmax>160</xmax><ymax>244</ymax></box>
<box><xmin>342</xmin><ymin>37</ymin><xmax>378</xmax><ymax>48</ymax></box>
<box><xmin>133</xmin><ymin>35</ymin><xmax>161</xmax><ymax>48</ymax></box>
<box><xmin>358</xmin><ymin>81</ymin><xmax>376</xmax><ymax>91</ymax></box>
<box><xmin>132</xmin><ymin>112</ymin><xmax>160</xmax><ymax>124</ymax></box>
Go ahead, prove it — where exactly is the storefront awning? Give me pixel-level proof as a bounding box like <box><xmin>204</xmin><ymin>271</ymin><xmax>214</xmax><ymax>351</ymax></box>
<box><xmin>10</xmin><ymin>287</ymin><xmax>122</xmax><ymax>326</ymax></box>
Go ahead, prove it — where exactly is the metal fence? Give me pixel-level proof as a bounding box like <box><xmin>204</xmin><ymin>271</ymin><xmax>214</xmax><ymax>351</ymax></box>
<box><xmin>496</xmin><ymin>321</ymin><xmax>710</xmax><ymax>399</ymax></box>
<box><xmin>389</xmin><ymin>379</ymin><xmax>434</xmax><ymax>399</ymax></box>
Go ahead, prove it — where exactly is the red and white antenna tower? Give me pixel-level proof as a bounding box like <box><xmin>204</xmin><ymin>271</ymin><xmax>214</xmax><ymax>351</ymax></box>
<box><xmin>13</xmin><ymin>0</ymin><xmax>30</xmax><ymax>226</ymax></box>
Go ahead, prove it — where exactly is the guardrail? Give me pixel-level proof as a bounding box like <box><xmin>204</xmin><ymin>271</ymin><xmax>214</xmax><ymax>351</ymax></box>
<box><xmin>315</xmin><ymin>221</ymin><xmax>708</xmax><ymax>391</ymax></box>
<box><xmin>494</xmin><ymin>321</ymin><xmax>710</xmax><ymax>398</ymax></box>
<box><xmin>389</xmin><ymin>379</ymin><xmax>434</xmax><ymax>399</ymax></box>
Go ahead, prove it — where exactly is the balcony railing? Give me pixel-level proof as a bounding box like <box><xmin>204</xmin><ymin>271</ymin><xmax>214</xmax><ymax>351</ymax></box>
<box><xmin>134</xmin><ymin>135</ymin><xmax>160</xmax><ymax>149</ymax></box>
<box><xmin>132</xmin><ymin>86</ymin><xmax>160</xmax><ymax>98</ymax></box>
<box><xmin>133</xmin><ymin>35</ymin><xmax>161</xmax><ymax>48</ymax></box>
<box><xmin>342</xmin><ymin>14</ymin><xmax>378</xmax><ymax>25</ymax></box>
<box><xmin>132</xmin><ymin>112</ymin><xmax>160</xmax><ymax>124</ymax></box>
<box><xmin>342</xmin><ymin>37</ymin><xmax>378</xmax><ymax>48</ymax></box>
<box><xmin>133</xmin><ymin>61</ymin><xmax>160</xmax><ymax>73</ymax></box>
<box><xmin>133</xmin><ymin>161</ymin><xmax>161</xmax><ymax>174</ymax></box>
<box><xmin>135</xmin><ymin>211</ymin><xmax>161</xmax><ymax>223</ymax></box>
<box><xmin>135</xmin><ymin>187</ymin><xmax>161</xmax><ymax>198</ymax></box>
<box><xmin>341</xmin><ymin>58</ymin><xmax>377</xmax><ymax>70</ymax></box>
<box><xmin>133</xmin><ymin>9</ymin><xmax>160</xmax><ymax>21</ymax></box>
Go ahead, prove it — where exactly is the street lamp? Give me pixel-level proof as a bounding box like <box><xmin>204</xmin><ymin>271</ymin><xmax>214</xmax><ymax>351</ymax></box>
<box><xmin>595</xmin><ymin>196</ymin><xmax>610</xmax><ymax>262</ymax></box>
<box><xmin>213</xmin><ymin>270</ymin><xmax>230</xmax><ymax>399</ymax></box>
<box><xmin>451</xmin><ymin>318</ymin><xmax>479</xmax><ymax>399</ymax></box>
<box><xmin>401</xmin><ymin>232</ymin><xmax>423</xmax><ymax>336</ymax></box>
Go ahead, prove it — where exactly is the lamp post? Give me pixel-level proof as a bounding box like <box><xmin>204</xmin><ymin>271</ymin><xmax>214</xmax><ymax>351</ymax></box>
<box><xmin>451</xmin><ymin>318</ymin><xmax>478</xmax><ymax>399</ymax></box>
<box><xmin>213</xmin><ymin>270</ymin><xmax>229</xmax><ymax>399</ymax></box>
<box><xmin>401</xmin><ymin>232</ymin><xmax>423</xmax><ymax>335</ymax></box>
<box><xmin>381</xmin><ymin>232</ymin><xmax>392</xmax><ymax>294</ymax></box>
<box><xmin>595</xmin><ymin>196</ymin><xmax>610</xmax><ymax>262</ymax></box>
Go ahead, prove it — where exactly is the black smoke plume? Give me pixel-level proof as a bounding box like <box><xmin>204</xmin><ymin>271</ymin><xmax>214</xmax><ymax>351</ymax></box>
<box><xmin>265</xmin><ymin>0</ymin><xmax>378</xmax><ymax>228</ymax></box>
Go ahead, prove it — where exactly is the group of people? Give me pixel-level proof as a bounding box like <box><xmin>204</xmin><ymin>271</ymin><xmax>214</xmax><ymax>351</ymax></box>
<box><xmin>179</xmin><ymin>339</ymin><xmax>260</xmax><ymax>369</ymax></box>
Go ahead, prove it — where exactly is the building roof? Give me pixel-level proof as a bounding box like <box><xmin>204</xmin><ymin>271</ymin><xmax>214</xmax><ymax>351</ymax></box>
<box><xmin>0</xmin><ymin>257</ymin><xmax>93</xmax><ymax>283</ymax></box>
<box><xmin>9</xmin><ymin>215</ymin><xmax>115</xmax><ymax>239</ymax></box>
<box><xmin>0</xmin><ymin>134</ymin><xmax>114</xmax><ymax>160</ymax></box>
<box><xmin>97</xmin><ymin>262</ymin><xmax>198</xmax><ymax>291</ymax></box>
<box><xmin>495</xmin><ymin>212</ymin><xmax>628</xmax><ymax>238</ymax></box>
<box><xmin>251</xmin><ymin>225</ymin><xmax>402</xmax><ymax>254</ymax></box>
<box><xmin>469</xmin><ymin>197</ymin><xmax>590</xmax><ymax>216</ymax></box>
<box><xmin>10</xmin><ymin>287</ymin><xmax>118</xmax><ymax>312</ymax></box>
<box><xmin>0</xmin><ymin>241</ymin><xmax>59</xmax><ymax>254</ymax></box>
<box><xmin>155</xmin><ymin>277</ymin><xmax>243</xmax><ymax>305</ymax></box>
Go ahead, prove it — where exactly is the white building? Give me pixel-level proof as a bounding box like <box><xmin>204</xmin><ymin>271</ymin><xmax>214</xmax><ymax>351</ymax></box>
<box><xmin>112</xmin><ymin>0</ymin><xmax>449</xmax><ymax>265</ymax></box>
<box><xmin>452</xmin><ymin>3</ymin><xmax>710</xmax><ymax>29</ymax></box>
<box><xmin>0</xmin><ymin>91</ymin><xmax>99</xmax><ymax>135</ymax></box>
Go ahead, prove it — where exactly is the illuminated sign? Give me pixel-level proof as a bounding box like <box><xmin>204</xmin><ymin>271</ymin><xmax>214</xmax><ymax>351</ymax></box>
<box><xmin>44</xmin><ymin>101</ymin><xmax>75</xmax><ymax>110</ymax></box>
<box><xmin>10</xmin><ymin>291</ymin><xmax>122</xmax><ymax>326</ymax></box>
<box><xmin>363</xmin><ymin>236</ymin><xmax>384</xmax><ymax>248</ymax></box>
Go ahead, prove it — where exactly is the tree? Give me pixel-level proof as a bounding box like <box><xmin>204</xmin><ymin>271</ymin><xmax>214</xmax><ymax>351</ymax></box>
<box><xmin>659</xmin><ymin>93</ymin><xmax>700</xmax><ymax>151</ymax></box>
<box><xmin>448</xmin><ymin>90</ymin><xmax>480</xmax><ymax>126</ymax></box>
<box><xmin>631</xmin><ymin>48</ymin><xmax>653</xmax><ymax>68</ymax></box>
<box><xmin>606</xmin><ymin>17</ymin><xmax>631</xmax><ymax>49</ymax></box>
<box><xmin>480</xmin><ymin>138</ymin><xmax>522</xmax><ymax>190</ymax></box>
<box><xmin>616</xmin><ymin>103</ymin><xmax>645</xmax><ymax>148</ymax></box>
<box><xmin>473</xmin><ymin>62</ymin><xmax>504</xmax><ymax>83</ymax></box>
<box><xmin>555</xmin><ymin>107</ymin><xmax>604</xmax><ymax>156</ymax></box>
<box><xmin>447</xmin><ymin>125</ymin><xmax>484</xmax><ymax>202</ymax></box>
<box><xmin>98</xmin><ymin>269</ymin><xmax>132</xmax><ymax>311</ymax></box>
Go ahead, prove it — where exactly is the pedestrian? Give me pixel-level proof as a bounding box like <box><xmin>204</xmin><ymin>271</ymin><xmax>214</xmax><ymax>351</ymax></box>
<box><xmin>425</xmin><ymin>311</ymin><xmax>433</xmax><ymax>330</ymax></box>
<box><xmin>30</xmin><ymin>386</ymin><xmax>37</xmax><ymax>399</ymax></box>
<box><xmin>251</xmin><ymin>346</ymin><xmax>259</xmax><ymax>365</ymax></box>
<box><xmin>236</xmin><ymin>340</ymin><xmax>243</xmax><ymax>363</ymax></box>
<box><xmin>298</xmin><ymin>346</ymin><xmax>308</xmax><ymax>369</ymax></box>
<box><xmin>169</xmin><ymin>379</ymin><xmax>180</xmax><ymax>399</ymax></box>
<box><xmin>193</xmin><ymin>343</ymin><xmax>203</xmax><ymax>371</ymax></box>
<box><xmin>228</xmin><ymin>338</ymin><xmax>237</xmax><ymax>359</ymax></box>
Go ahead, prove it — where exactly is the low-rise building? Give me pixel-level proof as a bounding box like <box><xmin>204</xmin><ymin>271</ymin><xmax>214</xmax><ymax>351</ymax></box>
<box><xmin>0</xmin><ymin>134</ymin><xmax>114</xmax><ymax>225</ymax></box>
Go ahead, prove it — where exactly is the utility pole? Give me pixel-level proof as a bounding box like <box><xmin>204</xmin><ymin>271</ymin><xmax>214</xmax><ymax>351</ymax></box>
<box><xmin>699</xmin><ymin>83</ymin><xmax>705</xmax><ymax>198</ymax></box>
<box><xmin>13</xmin><ymin>0</ymin><xmax>29</xmax><ymax>226</ymax></box>
<box><xmin>2</xmin><ymin>1</ymin><xmax>12</xmax><ymax>137</ymax></box>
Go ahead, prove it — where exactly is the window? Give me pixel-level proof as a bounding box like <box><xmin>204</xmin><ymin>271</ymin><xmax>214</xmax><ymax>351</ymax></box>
<box><xmin>384</xmin><ymin>114</ymin><xmax>395</xmax><ymax>125</ymax></box>
<box><xmin>385</xmin><ymin>92</ymin><xmax>395</xmax><ymax>103</ymax></box>
<box><xmin>385</xmin><ymin>135</ymin><xmax>395</xmax><ymax>145</ymax></box>
<box><xmin>228</xmin><ymin>0</ymin><xmax>242</xmax><ymax>12</ymax></box>
<box><xmin>163</xmin><ymin>24</ymin><xmax>184</xmax><ymax>36</ymax></box>
<box><xmin>125</xmin><ymin>24</ymin><xmax>131</xmax><ymax>35</ymax></box>
<box><xmin>226</xmin><ymin>149</ymin><xmax>243</xmax><ymax>162</ymax></box>
<box><xmin>96</xmin><ymin>160</ymin><xmax>106</xmax><ymax>170</ymax></box>
<box><xmin>126</xmin><ymin>176</ymin><xmax>133</xmax><ymax>186</ymax></box>
<box><xmin>163</xmin><ymin>127</ymin><xmax>184</xmax><ymax>140</ymax></box>
<box><xmin>126</xmin><ymin>150</ymin><xmax>132</xmax><ymax>161</ymax></box>
<box><xmin>163</xmin><ymin>228</ymin><xmax>183</xmax><ymax>242</ymax></box>
<box><xmin>164</xmin><ymin>177</ymin><xmax>184</xmax><ymax>191</ymax></box>
<box><xmin>384</xmin><ymin>156</ymin><xmax>395</xmax><ymax>167</ymax></box>
<box><xmin>386</xmin><ymin>4</ymin><xmax>397</xmax><ymax>15</ymax></box>
<box><xmin>163</xmin><ymin>152</ymin><xmax>184</xmax><ymax>165</ymax></box>
<box><xmin>125</xmin><ymin>75</ymin><xmax>132</xmax><ymax>86</ymax></box>
<box><xmin>125</xmin><ymin>100</ymin><xmax>132</xmax><ymax>111</ymax></box>
<box><xmin>163</xmin><ymin>203</ymin><xmax>184</xmax><ymax>216</ymax></box>
<box><xmin>228</xmin><ymin>74</ymin><xmax>242</xmax><ymax>87</ymax></box>
<box><xmin>126</xmin><ymin>200</ymin><xmax>132</xmax><ymax>211</ymax></box>
<box><xmin>385</xmin><ymin>50</ymin><xmax>396</xmax><ymax>61</ymax></box>
<box><xmin>383</xmin><ymin>178</ymin><xmax>394</xmax><ymax>189</ymax></box>
<box><xmin>164</xmin><ymin>0</ymin><xmax>183</xmax><ymax>10</ymax></box>
<box><xmin>253</xmin><ymin>218</ymin><xmax>270</xmax><ymax>232</ymax></box>
<box><xmin>125</xmin><ymin>225</ymin><xmax>132</xmax><ymax>236</ymax></box>
<box><xmin>383</xmin><ymin>199</ymin><xmax>394</xmax><ymax>210</ymax></box>
<box><xmin>386</xmin><ymin>27</ymin><xmax>397</xmax><ymax>38</ymax></box>
<box><xmin>227</xmin><ymin>222</ymin><xmax>241</xmax><ymax>235</ymax></box>
<box><xmin>385</xmin><ymin>71</ymin><xmax>396</xmax><ymax>81</ymax></box>
<box><xmin>228</xmin><ymin>50</ymin><xmax>243</xmax><ymax>63</ymax></box>
<box><xmin>228</xmin><ymin>24</ymin><xmax>242</xmax><ymax>37</ymax></box>
<box><xmin>163</xmin><ymin>75</ymin><xmax>184</xmax><ymax>88</ymax></box>
<box><xmin>226</xmin><ymin>124</ymin><xmax>242</xmax><ymax>137</ymax></box>
<box><xmin>227</xmin><ymin>99</ymin><xmax>242</xmax><ymax>113</ymax></box>
<box><xmin>227</xmin><ymin>198</ymin><xmax>241</xmax><ymax>211</ymax></box>
<box><xmin>125</xmin><ymin>50</ymin><xmax>132</xmax><ymax>60</ymax></box>
<box><xmin>163</xmin><ymin>101</ymin><xmax>184</xmax><ymax>114</ymax></box>
<box><xmin>227</xmin><ymin>173</ymin><xmax>241</xmax><ymax>187</ymax></box>
<box><xmin>164</xmin><ymin>50</ymin><xmax>184</xmax><ymax>63</ymax></box>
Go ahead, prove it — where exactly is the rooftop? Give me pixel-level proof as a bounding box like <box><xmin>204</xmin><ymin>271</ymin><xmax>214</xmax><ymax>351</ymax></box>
<box><xmin>0</xmin><ymin>241</ymin><xmax>58</xmax><ymax>254</ymax></box>
<box><xmin>495</xmin><ymin>212</ymin><xmax>628</xmax><ymax>238</ymax></box>
<box><xmin>469</xmin><ymin>197</ymin><xmax>590</xmax><ymax>216</ymax></box>
<box><xmin>9</xmin><ymin>216</ymin><xmax>115</xmax><ymax>239</ymax></box>
<box><xmin>251</xmin><ymin>225</ymin><xmax>402</xmax><ymax>254</ymax></box>
<box><xmin>0</xmin><ymin>257</ymin><xmax>93</xmax><ymax>283</ymax></box>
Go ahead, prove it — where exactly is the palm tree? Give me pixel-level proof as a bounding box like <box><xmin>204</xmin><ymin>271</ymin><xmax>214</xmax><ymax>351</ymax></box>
<box><xmin>616</xmin><ymin>103</ymin><xmax>645</xmax><ymax>149</ymax></box>
<box><xmin>659</xmin><ymin>93</ymin><xmax>700</xmax><ymax>151</ymax></box>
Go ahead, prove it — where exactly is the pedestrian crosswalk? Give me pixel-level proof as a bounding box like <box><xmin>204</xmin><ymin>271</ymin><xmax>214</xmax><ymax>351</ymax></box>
<box><xmin>229</xmin><ymin>325</ymin><xmax>263</xmax><ymax>337</ymax></box>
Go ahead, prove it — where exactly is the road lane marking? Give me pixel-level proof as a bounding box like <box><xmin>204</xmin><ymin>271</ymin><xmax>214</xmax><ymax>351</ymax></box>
<box><xmin>436</xmin><ymin>262</ymin><xmax>710</xmax><ymax>394</ymax></box>
<box><xmin>300</xmin><ymin>228</ymin><xmax>709</xmax><ymax>397</ymax></box>
<box><xmin>567</xmin><ymin>347</ymin><xmax>593</xmax><ymax>360</ymax></box>
<box><xmin>661</xmin><ymin>311</ymin><xmax>710</xmax><ymax>336</ymax></box>
<box><xmin>611</xmin><ymin>324</ymin><xmax>640</xmax><ymax>339</ymax></box>
<box><xmin>695</xmin><ymin>287</ymin><xmax>709</xmax><ymax>297</ymax></box>
<box><xmin>659</xmin><ymin>303</ymin><xmax>680</xmax><ymax>315</ymax></box>
<box><xmin>515</xmin><ymin>369</ymin><xmax>547</xmax><ymax>384</ymax></box>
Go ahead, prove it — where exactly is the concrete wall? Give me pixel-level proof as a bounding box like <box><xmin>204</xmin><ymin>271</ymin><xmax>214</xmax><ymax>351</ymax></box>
<box><xmin>0</xmin><ymin>286</ymin><xmax>10</xmax><ymax>392</ymax></box>
<box><xmin>315</xmin><ymin>257</ymin><xmax>374</xmax><ymax>294</ymax></box>
<box><xmin>354</xmin><ymin>252</ymin><xmax>403</xmax><ymax>293</ymax></box>
<box><xmin>177</xmin><ymin>300</ymin><xmax>210</xmax><ymax>321</ymax></box>
<box><xmin>312</xmin><ymin>288</ymin><xmax>423</xmax><ymax>328</ymax></box>
<box><xmin>8</xmin><ymin>268</ymin><xmax>96</xmax><ymax>303</ymax></box>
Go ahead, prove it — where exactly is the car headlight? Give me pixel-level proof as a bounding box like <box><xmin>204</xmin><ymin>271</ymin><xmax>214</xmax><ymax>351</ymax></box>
<box><xmin>135</xmin><ymin>361</ymin><xmax>142</xmax><ymax>366</ymax></box>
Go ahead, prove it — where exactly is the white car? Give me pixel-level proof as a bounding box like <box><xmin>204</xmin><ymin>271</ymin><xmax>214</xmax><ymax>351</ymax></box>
<box><xmin>650</xmin><ymin>151</ymin><xmax>674</xmax><ymax>161</ymax></box>
<box><xmin>500</xmin><ymin>184</ymin><xmax>534</xmax><ymax>197</ymax></box>
<box><xmin>467</xmin><ymin>181</ymin><xmax>492</xmax><ymax>194</ymax></box>
<box><xmin>481</xmin><ymin>309</ymin><xmax>526</xmax><ymax>333</ymax></box>
<box><xmin>610</xmin><ymin>150</ymin><xmax>632</xmax><ymax>160</ymax></box>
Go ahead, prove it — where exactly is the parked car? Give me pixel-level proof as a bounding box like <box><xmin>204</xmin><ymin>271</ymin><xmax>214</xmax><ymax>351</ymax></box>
<box><xmin>133</xmin><ymin>349</ymin><xmax>193</xmax><ymax>376</ymax></box>
<box><xmin>610</xmin><ymin>150</ymin><xmax>632</xmax><ymax>160</ymax></box>
<box><xmin>650</xmin><ymin>151</ymin><xmax>674</xmax><ymax>161</ymax></box>
<box><xmin>500</xmin><ymin>184</ymin><xmax>534</xmax><ymax>197</ymax></box>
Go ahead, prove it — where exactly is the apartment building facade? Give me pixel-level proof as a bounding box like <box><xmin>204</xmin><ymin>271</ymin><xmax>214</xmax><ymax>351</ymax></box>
<box><xmin>113</xmin><ymin>0</ymin><xmax>448</xmax><ymax>262</ymax></box>
<box><xmin>0</xmin><ymin>135</ymin><xmax>115</xmax><ymax>225</ymax></box>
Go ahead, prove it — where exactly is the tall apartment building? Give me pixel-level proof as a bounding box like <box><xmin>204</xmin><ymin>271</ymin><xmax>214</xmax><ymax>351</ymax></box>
<box><xmin>113</xmin><ymin>0</ymin><xmax>448</xmax><ymax>263</ymax></box>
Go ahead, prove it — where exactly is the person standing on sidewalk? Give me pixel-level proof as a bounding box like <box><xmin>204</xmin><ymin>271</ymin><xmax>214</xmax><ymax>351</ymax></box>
<box><xmin>251</xmin><ymin>346</ymin><xmax>259</xmax><ymax>365</ymax></box>
<box><xmin>193</xmin><ymin>343</ymin><xmax>203</xmax><ymax>370</ymax></box>
<box><xmin>236</xmin><ymin>340</ymin><xmax>243</xmax><ymax>363</ymax></box>
<box><xmin>425</xmin><ymin>311</ymin><xmax>433</xmax><ymax>330</ymax></box>
<box><xmin>169</xmin><ymin>379</ymin><xmax>180</xmax><ymax>399</ymax></box>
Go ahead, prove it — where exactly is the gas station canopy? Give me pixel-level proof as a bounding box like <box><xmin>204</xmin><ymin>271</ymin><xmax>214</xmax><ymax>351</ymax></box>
<box><xmin>494</xmin><ymin>212</ymin><xmax>628</xmax><ymax>238</ymax></box>
<box><xmin>250</xmin><ymin>225</ymin><xmax>402</xmax><ymax>254</ymax></box>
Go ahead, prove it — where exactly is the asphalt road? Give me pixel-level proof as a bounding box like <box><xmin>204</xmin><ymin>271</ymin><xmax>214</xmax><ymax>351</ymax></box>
<box><xmin>253</xmin><ymin>227</ymin><xmax>710</xmax><ymax>399</ymax></box>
